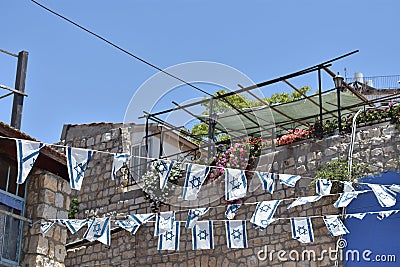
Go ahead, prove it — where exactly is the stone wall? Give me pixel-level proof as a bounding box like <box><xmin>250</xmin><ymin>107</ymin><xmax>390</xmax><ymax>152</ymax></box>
<box><xmin>20</xmin><ymin>171</ymin><xmax>71</xmax><ymax>267</ymax></box>
<box><xmin>63</xmin><ymin>122</ymin><xmax>400</xmax><ymax>267</ymax></box>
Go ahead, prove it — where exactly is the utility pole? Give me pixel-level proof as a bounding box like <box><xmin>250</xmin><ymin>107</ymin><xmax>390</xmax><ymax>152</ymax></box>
<box><xmin>10</xmin><ymin>51</ymin><xmax>29</xmax><ymax>129</ymax></box>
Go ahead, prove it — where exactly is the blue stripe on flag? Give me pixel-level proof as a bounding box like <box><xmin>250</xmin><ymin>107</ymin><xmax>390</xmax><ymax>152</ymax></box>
<box><xmin>17</xmin><ymin>140</ymin><xmax>23</xmax><ymax>183</ymax></box>
<box><xmin>209</xmin><ymin>221</ymin><xmax>214</xmax><ymax>249</ymax></box>
<box><xmin>67</xmin><ymin>147</ymin><xmax>75</xmax><ymax>189</ymax></box>
<box><xmin>192</xmin><ymin>224</ymin><xmax>197</xmax><ymax>250</ymax></box>
<box><xmin>182</xmin><ymin>164</ymin><xmax>192</xmax><ymax>199</ymax></box>
<box><xmin>306</xmin><ymin>218</ymin><xmax>314</xmax><ymax>242</ymax></box>
<box><xmin>174</xmin><ymin>222</ymin><xmax>179</xmax><ymax>250</ymax></box>
<box><xmin>242</xmin><ymin>221</ymin><xmax>247</xmax><ymax>248</ymax></box>
<box><xmin>226</xmin><ymin>221</ymin><xmax>232</xmax><ymax>248</ymax></box>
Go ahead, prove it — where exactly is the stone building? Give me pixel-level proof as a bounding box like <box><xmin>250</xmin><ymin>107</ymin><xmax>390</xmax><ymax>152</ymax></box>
<box><xmin>0</xmin><ymin>121</ymin><xmax>70</xmax><ymax>267</ymax></box>
<box><xmin>61</xmin><ymin>120</ymin><xmax>400</xmax><ymax>266</ymax></box>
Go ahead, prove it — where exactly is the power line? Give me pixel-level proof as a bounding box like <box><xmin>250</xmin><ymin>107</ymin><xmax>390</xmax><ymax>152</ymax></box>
<box><xmin>30</xmin><ymin>0</ymin><xmax>212</xmax><ymax>97</ymax></box>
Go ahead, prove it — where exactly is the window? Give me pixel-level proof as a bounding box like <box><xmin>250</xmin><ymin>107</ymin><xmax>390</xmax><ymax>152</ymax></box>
<box><xmin>0</xmin><ymin>156</ymin><xmax>26</xmax><ymax>266</ymax></box>
<box><xmin>130</xmin><ymin>142</ymin><xmax>150</xmax><ymax>184</ymax></box>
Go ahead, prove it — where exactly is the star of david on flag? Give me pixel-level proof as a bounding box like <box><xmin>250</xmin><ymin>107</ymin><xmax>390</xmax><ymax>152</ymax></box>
<box><xmin>225</xmin><ymin>168</ymin><xmax>247</xmax><ymax>201</ymax></box>
<box><xmin>66</xmin><ymin>147</ymin><xmax>93</xmax><ymax>190</ymax></box>
<box><xmin>185</xmin><ymin>208</ymin><xmax>209</xmax><ymax>229</ymax></box>
<box><xmin>333</xmin><ymin>192</ymin><xmax>360</xmax><ymax>208</ymax></box>
<box><xmin>111</xmin><ymin>153</ymin><xmax>130</xmax><ymax>180</ymax></box>
<box><xmin>192</xmin><ymin>221</ymin><xmax>214</xmax><ymax>250</ymax></box>
<box><xmin>83</xmin><ymin>217</ymin><xmax>111</xmax><ymax>246</ymax></box>
<box><xmin>56</xmin><ymin>219</ymin><xmax>88</xmax><ymax>234</ymax></box>
<box><xmin>225</xmin><ymin>204</ymin><xmax>241</xmax><ymax>220</ymax></box>
<box><xmin>291</xmin><ymin>218</ymin><xmax>314</xmax><ymax>243</ymax></box>
<box><xmin>154</xmin><ymin>211</ymin><xmax>175</xmax><ymax>236</ymax></box>
<box><xmin>316</xmin><ymin>179</ymin><xmax>332</xmax><ymax>196</ymax></box>
<box><xmin>250</xmin><ymin>200</ymin><xmax>280</xmax><ymax>229</ymax></box>
<box><xmin>377</xmin><ymin>210</ymin><xmax>399</xmax><ymax>220</ymax></box>
<box><xmin>345</xmin><ymin>213</ymin><xmax>367</xmax><ymax>220</ymax></box>
<box><xmin>256</xmin><ymin>172</ymin><xmax>275</xmax><ymax>194</ymax></box>
<box><xmin>287</xmin><ymin>196</ymin><xmax>322</xmax><ymax>209</ymax></box>
<box><xmin>182</xmin><ymin>164</ymin><xmax>210</xmax><ymax>200</ymax></box>
<box><xmin>323</xmin><ymin>216</ymin><xmax>349</xmax><ymax>236</ymax></box>
<box><xmin>157</xmin><ymin>221</ymin><xmax>180</xmax><ymax>251</ymax></box>
<box><xmin>368</xmin><ymin>184</ymin><xmax>397</xmax><ymax>208</ymax></box>
<box><xmin>154</xmin><ymin>160</ymin><xmax>174</xmax><ymax>190</ymax></box>
<box><xmin>40</xmin><ymin>221</ymin><xmax>55</xmax><ymax>235</ymax></box>
<box><xmin>225</xmin><ymin>220</ymin><xmax>248</xmax><ymax>248</ymax></box>
<box><xmin>117</xmin><ymin>213</ymin><xmax>154</xmax><ymax>234</ymax></box>
<box><xmin>16</xmin><ymin>140</ymin><xmax>44</xmax><ymax>184</ymax></box>
<box><xmin>279</xmin><ymin>174</ymin><xmax>301</xmax><ymax>187</ymax></box>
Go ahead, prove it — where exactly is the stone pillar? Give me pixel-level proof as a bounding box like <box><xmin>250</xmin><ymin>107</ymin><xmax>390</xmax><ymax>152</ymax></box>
<box><xmin>20</xmin><ymin>171</ymin><xmax>71</xmax><ymax>267</ymax></box>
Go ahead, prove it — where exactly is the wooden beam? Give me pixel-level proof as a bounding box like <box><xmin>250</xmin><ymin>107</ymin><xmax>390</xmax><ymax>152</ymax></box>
<box><xmin>322</xmin><ymin>66</ymin><xmax>371</xmax><ymax>104</ymax></box>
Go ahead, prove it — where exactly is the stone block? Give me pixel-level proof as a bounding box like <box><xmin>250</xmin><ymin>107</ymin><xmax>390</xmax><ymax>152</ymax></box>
<box><xmin>55</xmin><ymin>193</ymin><xmax>64</xmax><ymax>208</ymax></box>
<box><xmin>40</xmin><ymin>174</ymin><xmax>58</xmax><ymax>192</ymax></box>
<box><xmin>102</xmin><ymin>132</ymin><xmax>112</xmax><ymax>143</ymax></box>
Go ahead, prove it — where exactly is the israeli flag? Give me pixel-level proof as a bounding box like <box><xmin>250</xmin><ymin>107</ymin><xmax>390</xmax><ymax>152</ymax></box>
<box><xmin>323</xmin><ymin>216</ymin><xmax>349</xmax><ymax>236</ymax></box>
<box><xmin>316</xmin><ymin>179</ymin><xmax>332</xmax><ymax>196</ymax></box>
<box><xmin>333</xmin><ymin>192</ymin><xmax>360</xmax><ymax>208</ymax></box>
<box><xmin>389</xmin><ymin>184</ymin><xmax>400</xmax><ymax>193</ymax></box>
<box><xmin>377</xmin><ymin>210</ymin><xmax>399</xmax><ymax>220</ymax></box>
<box><xmin>40</xmin><ymin>221</ymin><xmax>55</xmax><ymax>235</ymax></box>
<box><xmin>368</xmin><ymin>184</ymin><xmax>397</xmax><ymax>208</ymax></box>
<box><xmin>225</xmin><ymin>220</ymin><xmax>248</xmax><ymax>248</ymax></box>
<box><xmin>345</xmin><ymin>213</ymin><xmax>366</xmax><ymax>220</ymax></box>
<box><xmin>66</xmin><ymin>147</ymin><xmax>93</xmax><ymax>190</ymax></box>
<box><xmin>291</xmin><ymin>218</ymin><xmax>314</xmax><ymax>243</ymax></box>
<box><xmin>182</xmin><ymin>164</ymin><xmax>210</xmax><ymax>200</ymax></box>
<box><xmin>287</xmin><ymin>196</ymin><xmax>322</xmax><ymax>209</ymax></box>
<box><xmin>155</xmin><ymin>160</ymin><xmax>174</xmax><ymax>190</ymax></box>
<box><xmin>279</xmin><ymin>174</ymin><xmax>301</xmax><ymax>187</ymax></box>
<box><xmin>157</xmin><ymin>221</ymin><xmax>180</xmax><ymax>251</ymax></box>
<box><xmin>185</xmin><ymin>208</ymin><xmax>209</xmax><ymax>229</ymax></box>
<box><xmin>111</xmin><ymin>153</ymin><xmax>130</xmax><ymax>180</ymax></box>
<box><xmin>343</xmin><ymin>181</ymin><xmax>355</xmax><ymax>192</ymax></box>
<box><xmin>154</xmin><ymin>211</ymin><xmax>175</xmax><ymax>236</ymax></box>
<box><xmin>117</xmin><ymin>213</ymin><xmax>154</xmax><ymax>234</ymax></box>
<box><xmin>16</xmin><ymin>140</ymin><xmax>44</xmax><ymax>184</ymax></box>
<box><xmin>192</xmin><ymin>221</ymin><xmax>214</xmax><ymax>250</ymax></box>
<box><xmin>225</xmin><ymin>168</ymin><xmax>247</xmax><ymax>201</ymax></box>
<box><xmin>225</xmin><ymin>204</ymin><xmax>241</xmax><ymax>220</ymax></box>
<box><xmin>83</xmin><ymin>217</ymin><xmax>111</xmax><ymax>246</ymax></box>
<box><xmin>56</xmin><ymin>219</ymin><xmax>87</xmax><ymax>234</ymax></box>
<box><xmin>256</xmin><ymin>172</ymin><xmax>275</xmax><ymax>194</ymax></box>
<box><xmin>250</xmin><ymin>200</ymin><xmax>280</xmax><ymax>229</ymax></box>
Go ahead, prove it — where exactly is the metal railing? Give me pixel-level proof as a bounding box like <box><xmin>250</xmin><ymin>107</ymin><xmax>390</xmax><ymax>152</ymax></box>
<box><xmin>346</xmin><ymin>75</ymin><xmax>400</xmax><ymax>90</ymax></box>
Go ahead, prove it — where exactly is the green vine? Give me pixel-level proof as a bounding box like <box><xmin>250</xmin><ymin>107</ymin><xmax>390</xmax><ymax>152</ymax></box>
<box><xmin>312</xmin><ymin>159</ymin><xmax>371</xmax><ymax>193</ymax></box>
<box><xmin>68</xmin><ymin>198</ymin><xmax>79</xmax><ymax>219</ymax></box>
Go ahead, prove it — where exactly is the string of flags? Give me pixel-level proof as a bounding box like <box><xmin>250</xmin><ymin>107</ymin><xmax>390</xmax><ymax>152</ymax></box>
<box><xmin>8</xmin><ymin>136</ymin><xmax>400</xmax><ymax>250</ymax></box>
<box><xmin>40</xmin><ymin>208</ymin><xmax>400</xmax><ymax>249</ymax></box>
<box><xmin>9</xmin><ymin>138</ymin><xmax>400</xmax><ymax>206</ymax></box>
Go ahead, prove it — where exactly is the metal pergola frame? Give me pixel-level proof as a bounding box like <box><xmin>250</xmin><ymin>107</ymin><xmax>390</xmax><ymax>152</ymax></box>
<box><xmin>138</xmin><ymin>50</ymin><xmax>385</xmax><ymax>161</ymax></box>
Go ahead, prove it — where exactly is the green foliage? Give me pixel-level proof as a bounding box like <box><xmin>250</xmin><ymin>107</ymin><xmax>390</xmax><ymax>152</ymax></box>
<box><xmin>313</xmin><ymin>159</ymin><xmax>370</xmax><ymax>193</ymax></box>
<box><xmin>264</xmin><ymin>86</ymin><xmax>311</xmax><ymax>105</ymax></box>
<box><xmin>189</xmin><ymin>87</ymin><xmax>311</xmax><ymax>142</ymax></box>
<box><xmin>142</xmin><ymin>162</ymin><xmax>182</xmax><ymax>212</ymax></box>
<box><xmin>68</xmin><ymin>198</ymin><xmax>79</xmax><ymax>219</ymax></box>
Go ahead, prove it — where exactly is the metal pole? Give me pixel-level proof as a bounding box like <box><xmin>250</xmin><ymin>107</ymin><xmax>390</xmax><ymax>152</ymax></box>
<box><xmin>207</xmin><ymin>97</ymin><xmax>215</xmax><ymax>161</ymax></box>
<box><xmin>11</xmin><ymin>51</ymin><xmax>29</xmax><ymax>129</ymax></box>
<box><xmin>337</xmin><ymin>86</ymin><xmax>342</xmax><ymax>133</ymax></box>
<box><xmin>317</xmin><ymin>68</ymin><xmax>323</xmax><ymax>138</ymax></box>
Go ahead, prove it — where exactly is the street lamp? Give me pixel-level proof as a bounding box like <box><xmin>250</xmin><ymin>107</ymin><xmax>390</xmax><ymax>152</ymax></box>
<box><xmin>333</xmin><ymin>73</ymin><xmax>344</xmax><ymax>133</ymax></box>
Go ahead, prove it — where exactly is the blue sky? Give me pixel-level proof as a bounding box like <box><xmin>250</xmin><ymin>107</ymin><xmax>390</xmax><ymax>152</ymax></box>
<box><xmin>1</xmin><ymin>0</ymin><xmax>399</xmax><ymax>143</ymax></box>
